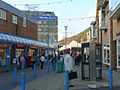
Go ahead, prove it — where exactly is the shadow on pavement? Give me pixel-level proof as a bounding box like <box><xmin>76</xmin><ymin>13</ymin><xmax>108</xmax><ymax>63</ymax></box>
<box><xmin>70</xmin><ymin>86</ymin><xmax>120</xmax><ymax>90</ymax></box>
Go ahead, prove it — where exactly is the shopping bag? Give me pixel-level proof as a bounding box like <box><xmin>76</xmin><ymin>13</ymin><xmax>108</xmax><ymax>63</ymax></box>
<box><xmin>69</xmin><ymin>71</ymin><xmax>77</xmax><ymax>80</ymax></box>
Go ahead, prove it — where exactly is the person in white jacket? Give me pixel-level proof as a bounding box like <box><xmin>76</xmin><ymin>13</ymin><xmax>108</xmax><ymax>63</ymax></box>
<box><xmin>64</xmin><ymin>49</ymin><xmax>74</xmax><ymax>87</ymax></box>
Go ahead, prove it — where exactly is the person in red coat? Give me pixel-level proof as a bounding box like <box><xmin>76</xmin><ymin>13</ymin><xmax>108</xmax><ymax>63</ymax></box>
<box><xmin>28</xmin><ymin>55</ymin><xmax>32</xmax><ymax>67</ymax></box>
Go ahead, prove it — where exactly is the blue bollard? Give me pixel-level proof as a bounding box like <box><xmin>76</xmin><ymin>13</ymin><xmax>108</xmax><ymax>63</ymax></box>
<box><xmin>33</xmin><ymin>64</ymin><xmax>36</xmax><ymax>78</ymax></box>
<box><xmin>65</xmin><ymin>71</ymin><xmax>69</xmax><ymax>90</ymax></box>
<box><xmin>21</xmin><ymin>63</ymin><xmax>24</xmax><ymax>72</ymax></box>
<box><xmin>46</xmin><ymin>60</ymin><xmax>49</xmax><ymax>73</ymax></box>
<box><xmin>21</xmin><ymin>72</ymin><xmax>25</xmax><ymax>90</ymax></box>
<box><xmin>108</xmin><ymin>67</ymin><xmax>113</xmax><ymax>89</ymax></box>
<box><xmin>13</xmin><ymin>67</ymin><xmax>17</xmax><ymax>84</ymax></box>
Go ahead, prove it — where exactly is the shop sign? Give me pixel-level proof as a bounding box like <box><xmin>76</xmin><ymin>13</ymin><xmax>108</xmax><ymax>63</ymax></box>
<box><xmin>33</xmin><ymin>16</ymin><xmax>57</xmax><ymax>20</ymax></box>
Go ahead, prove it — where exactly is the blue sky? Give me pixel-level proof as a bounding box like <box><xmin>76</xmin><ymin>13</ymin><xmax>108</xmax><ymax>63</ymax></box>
<box><xmin>2</xmin><ymin>0</ymin><xmax>96</xmax><ymax>41</ymax></box>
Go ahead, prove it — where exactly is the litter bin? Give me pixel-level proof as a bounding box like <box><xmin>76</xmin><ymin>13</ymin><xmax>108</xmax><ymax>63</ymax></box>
<box><xmin>56</xmin><ymin>60</ymin><xmax>64</xmax><ymax>73</ymax></box>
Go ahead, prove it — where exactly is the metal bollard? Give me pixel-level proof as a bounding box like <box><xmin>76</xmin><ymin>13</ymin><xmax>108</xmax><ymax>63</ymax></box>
<box><xmin>65</xmin><ymin>71</ymin><xmax>69</xmax><ymax>90</ymax></box>
<box><xmin>21</xmin><ymin>63</ymin><xmax>24</xmax><ymax>72</ymax></box>
<box><xmin>6</xmin><ymin>56</ymin><xmax>10</xmax><ymax>72</ymax></box>
<box><xmin>21</xmin><ymin>72</ymin><xmax>25</xmax><ymax>90</ymax></box>
<box><xmin>108</xmin><ymin>67</ymin><xmax>113</xmax><ymax>89</ymax></box>
<box><xmin>13</xmin><ymin>67</ymin><xmax>17</xmax><ymax>84</ymax></box>
<box><xmin>33</xmin><ymin>64</ymin><xmax>36</xmax><ymax>78</ymax></box>
<box><xmin>46</xmin><ymin>61</ymin><xmax>49</xmax><ymax>73</ymax></box>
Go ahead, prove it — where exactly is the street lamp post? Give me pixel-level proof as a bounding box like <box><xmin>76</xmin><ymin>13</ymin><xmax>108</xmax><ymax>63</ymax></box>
<box><xmin>64</xmin><ymin>26</ymin><xmax>68</xmax><ymax>50</ymax></box>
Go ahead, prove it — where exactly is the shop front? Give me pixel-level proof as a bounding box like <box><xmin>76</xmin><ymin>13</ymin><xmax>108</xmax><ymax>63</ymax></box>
<box><xmin>111</xmin><ymin>19</ymin><xmax>120</xmax><ymax>70</ymax></box>
<box><xmin>0</xmin><ymin>33</ymin><xmax>54</xmax><ymax>71</ymax></box>
<box><xmin>0</xmin><ymin>44</ymin><xmax>7</xmax><ymax>66</ymax></box>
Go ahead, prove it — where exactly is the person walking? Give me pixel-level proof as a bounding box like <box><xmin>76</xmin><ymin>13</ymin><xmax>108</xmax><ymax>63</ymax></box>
<box><xmin>20</xmin><ymin>53</ymin><xmax>25</xmax><ymax>70</ymax></box>
<box><xmin>64</xmin><ymin>49</ymin><xmax>74</xmax><ymax>87</ymax></box>
<box><xmin>31</xmin><ymin>53</ymin><xmax>36</xmax><ymax>70</ymax></box>
<box><xmin>40</xmin><ymin>55</ymin><xmax>45</xmax><ymax>69</ymax></box>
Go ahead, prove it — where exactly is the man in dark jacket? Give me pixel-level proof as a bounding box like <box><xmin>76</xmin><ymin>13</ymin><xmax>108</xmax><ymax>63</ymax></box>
<box><xmin>75</xmin><ymin>51</ymin><xmax>81</xmax><ymax>66</ymax></box>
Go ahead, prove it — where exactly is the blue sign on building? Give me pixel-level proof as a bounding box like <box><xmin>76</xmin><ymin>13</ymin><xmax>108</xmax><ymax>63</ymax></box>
<box><xmin>34</xmin><ymin>16</ymin><xmax>58</xmax><ymax>20</ymax></box>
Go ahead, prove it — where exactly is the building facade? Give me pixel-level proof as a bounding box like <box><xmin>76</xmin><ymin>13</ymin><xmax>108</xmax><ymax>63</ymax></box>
<box><xmin>97</xmin><ymin>0</ymin><xmax>110</xmax><ymax>66</ymax></box>
<box><xmin>0</xmin><ymin>1</ymin><xmax>38</xmax><ymax>40</ymax></box>
<box><xmin>96</xmin><ymin>0</ymin><xmax>120</xmax><ymax>71</ymax></box>
<box><xmin>109</xmin><ymin>0</ymin><xmax>120</xmax><ymax>70</ymax></box>
<box><xmin>25</xmin><ymin>11</ymin><xmax>58</xmax><ymax>46</ymax></box>
<box><xmin>0</xmin><ymin>1</ymin><xmax>46</xmax><ymax>69</ymax></box>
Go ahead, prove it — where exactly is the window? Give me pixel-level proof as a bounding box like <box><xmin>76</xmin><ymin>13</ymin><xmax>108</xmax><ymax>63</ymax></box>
<box><xmin>23</xmin><ymin>17</ymin><xmax>26</xmax><ymax>27</ymax></box>
<box><xmin>43</xmin><ymin>21</ymin><xmax>47</xmax><ymax>24</ymax></box>
<box><xmin>103</xmin><ymin>44</ymin><xmax>110</xmax><ymax>65</ymax></box>
<box><xmin>90</xmin><ymin>24</ymin><xmax>97</xmax><ymax>39</ymax></box>
<box><xmin>117</xmin><ymin>40</ymin><xmax>120</xmax><ymax>68</ymax></box>
<box><xmin>96</xmin><ymin>48</ymin><xmax>100</xmax><ymax>61</ymax></box>
<box><xmin>38</xmin><ymin>21</ymin><xmax>42</xmax><ymax>24</ymax></box>
<box><xmin>99</xmin><ymin>7</ymin><xmax>107</xmax><ymax>27</ymax></box>
<box><xmin>0</xmin><ymin>9</ymin><xmax>6</xmax><ymax>20</ymax></box>
<box><xmin>101</xmin><ymin>9</ymin><xmax>106</xmax><ymax>26</ymax></box>
<box><xmin>12</xmin><ymin>15</ymin><xmax>17</xmax><ymax>24</ymax></box>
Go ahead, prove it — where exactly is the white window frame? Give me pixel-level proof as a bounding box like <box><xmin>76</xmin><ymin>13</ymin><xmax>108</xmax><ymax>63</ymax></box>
<box><xmin>0</xmin><ymin>9</ymin><xmax>6</xmax><ymax>20</ymax></box>
<box><xmin>12</xmin><ymin>15</ymin><xmax>17</xmax><ymax>24</ymax></box>
<box><xmin>117</xmin><ymin>40</ymin><xmax>120</xmax><ymax>68</ymax></box>
<box><xmin>90</xmin><ymin>24</ymin><xmax>97</xmax><ymax>39</ymax></box>
<box><xmin>102</xmin><ymin>44</ymin><xmax>110</xmax><ymax>65</ymax></box>
<box><xmin>23</xmin><ymin>17</ymin><xmax>26</xmax><ymax>27</ymax></box>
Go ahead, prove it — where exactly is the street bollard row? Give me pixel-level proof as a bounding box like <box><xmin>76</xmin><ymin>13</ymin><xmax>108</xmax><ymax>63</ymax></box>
<box><xmin>12</xmin><ymin>62</ymin><xmax>56</xmax><ymax>90</ymax></box>
<box><xmin>13</xmin><ymin>63</ymin><xmax>37</xmax><ymax>90</ymax></box>
<box><xmin>12</xmin><ymin>64</ymin><xmax>113</xmax><ymax>90</ymax></box>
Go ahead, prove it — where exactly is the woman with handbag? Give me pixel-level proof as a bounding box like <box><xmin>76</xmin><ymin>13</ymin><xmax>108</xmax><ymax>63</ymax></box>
<box><xmin>64</xmin><ymin>49</ymin><xmax>75</xmax><ymax>87</ymax></box>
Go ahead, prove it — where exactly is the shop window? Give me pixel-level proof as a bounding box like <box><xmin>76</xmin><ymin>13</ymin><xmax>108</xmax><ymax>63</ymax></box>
<box><xmin>99</xmin><ymin>7</ymin><xmax>107</xmax><ymax>27</ymax></box>
<box><xmin>103</xmin><ymin>44</ymin><xmax>110</xmax><ymax>65</ymax></box>
<box><xmin>117</xmin><ymin>40</ymin><xmax>120</xmax><ymax>68</ymax></box>
<box><xmin>0</xmin><ymin>9</ymin><xmax>6</xmax><ymax>20</ymax></box>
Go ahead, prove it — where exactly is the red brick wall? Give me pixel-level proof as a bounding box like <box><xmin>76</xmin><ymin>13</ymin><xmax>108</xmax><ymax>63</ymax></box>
<box><xmin>22</xmin><ymin>21</ymin><xmax>37</xmax><ymax>40</ymax></box>
<box><xmin>0</xmin><ymin>10</ymin><xmax>37</xmax><ymax>40</ymax></box>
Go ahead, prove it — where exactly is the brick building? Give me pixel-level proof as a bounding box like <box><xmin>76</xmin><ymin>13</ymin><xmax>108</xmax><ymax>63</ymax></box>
<box><xmin>0</xmin><ymin>0</ymin><xmax>38</xmax><ymax>40</ymax></box>
<box><xmin>97</xmin><ymin>0</ymin><xmax>110</xmax><ymax>66</ymax></box>
<box><xmin>109</xmin><ymin>0</ymin><xmax>120</xmax><ymax>71</ymax></box>
<box><xmin>0</xmin><ymin>0</ymin><xmax>48</xmax><ymax>70</ymax></box>
<box><xmin>96</xmin><ymin>0</ymin><xmax>120</xmax><ymax>72</ymax></box>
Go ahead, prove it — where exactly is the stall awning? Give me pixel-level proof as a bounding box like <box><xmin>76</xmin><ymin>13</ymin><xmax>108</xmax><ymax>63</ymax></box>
<box><xmin>0</xmin><ymin>33</ymin><xmax>55</xmax><ymax>48</ymax></box>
